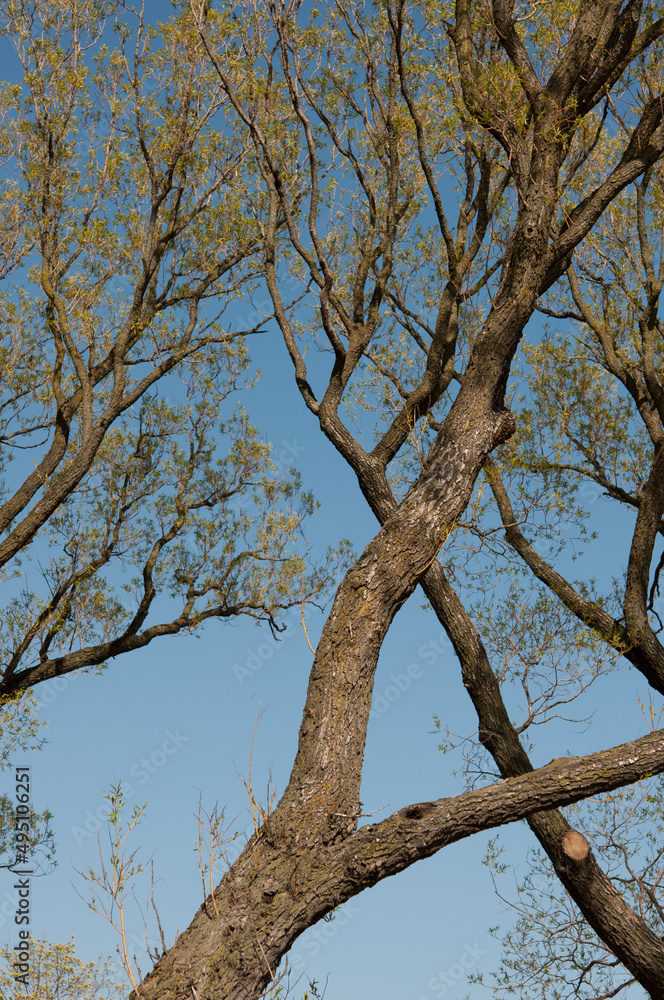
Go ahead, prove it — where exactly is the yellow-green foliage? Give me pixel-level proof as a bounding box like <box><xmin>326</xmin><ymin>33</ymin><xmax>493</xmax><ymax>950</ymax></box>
<box><xmin>0</xmin><ymin>936</ymin><xmax>124</xmax><ymax>1000</ymax></box>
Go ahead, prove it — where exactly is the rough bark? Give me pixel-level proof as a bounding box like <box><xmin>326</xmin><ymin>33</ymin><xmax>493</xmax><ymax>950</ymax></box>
<box><xmin>136</xmin><ymin>731</ymin><xmax>664</xmax><ymax>1000</ymax></box>
<box><xmin>131</xmin><ymin>4</ymin><xmax>664</xmax><ymax>997</ymax></box>
<box><xmin>133</xmin><ymin>211</ymin><xmax>662</xmax><ymax>998</ymax></box>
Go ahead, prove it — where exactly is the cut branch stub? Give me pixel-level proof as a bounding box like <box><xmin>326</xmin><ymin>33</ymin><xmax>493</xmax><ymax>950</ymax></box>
<box><xmin>562</xmin><ymin>829</ymin><xmax>591</xmax><ymax>860</ymax></box>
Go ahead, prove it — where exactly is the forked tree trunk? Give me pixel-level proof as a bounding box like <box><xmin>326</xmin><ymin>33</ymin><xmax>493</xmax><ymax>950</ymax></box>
<box><xmin>134</xmin><ymin>6</ymin><xmax>664</xmax><ymax>986</ymax></box>
<box><xmin>135</xmin><ymin>231</ymin><xmax>664</xmax><ymax>998</ymax></box>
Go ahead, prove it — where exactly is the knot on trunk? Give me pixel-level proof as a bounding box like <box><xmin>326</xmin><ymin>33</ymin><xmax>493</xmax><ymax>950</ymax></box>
<box><xmin>492</xmin><ymin>408</ymin><xmax>516</xmax><ymax>447</ymax></box>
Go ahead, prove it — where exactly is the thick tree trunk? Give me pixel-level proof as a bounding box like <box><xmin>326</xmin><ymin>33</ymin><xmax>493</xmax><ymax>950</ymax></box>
<box><xmin>134</xmin><ymin>236</ymin><xmax>664</xmax><ymax>998</ymax></box>
<box><xmin>324</xmin><ymin>440</ymin><xmax>664</xmax><ymax>995</ymax></box>
<box><xmin>133</xmin><ymin>6</ymin><xmax>664</xmax><ymax>983</ymax></box>
<box><xmin>134</xmin><ymin>251</ymin><xmax>536</xmax><ymax>997</ymax></box>
<box><xmin>135</xmin><ymin>731</ymin><xmax>664</xmax><ymax>999</ymax></box>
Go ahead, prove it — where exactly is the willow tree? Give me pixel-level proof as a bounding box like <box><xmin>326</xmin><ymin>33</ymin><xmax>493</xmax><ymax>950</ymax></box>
<box><xmin>0</xmin><ymin>0</ymin><xmax>337</xmax><ymax>709</ymax></box>
<box><xmin>0</xmin><ymin>937</ymin><xmax>123</xmax><ymax>1000</ymax></box>
<box><xmin>476</xmin><ymin>109</ymin><xmax>664</xmax><ymax>998</ymax></box>
<box><xmin>130</xmin><ymin>1</ymin><xmax>664</xmax><ymax>998</ymax></box>
<box><xmin>0</xmin><ymin>0</ymin><xmax>340</xmax><ymax>917</ymax></box>
<box><xmin>5</xmin><ymin>0</ymin><xmax>664</xmax><ymax>998</ymax></box>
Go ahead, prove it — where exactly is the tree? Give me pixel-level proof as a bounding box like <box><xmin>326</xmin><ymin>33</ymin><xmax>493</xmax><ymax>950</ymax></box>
<box><xmin>0</xmin><ymin>0</ymin><xmax>341</xmax><ymax>979</ymax></box>
<box><xmin>483</xmin><ymin>777</ymin><xmax>664</xmax><ymax>998</ymax></box>
<box><xmin>0</xmin><ymin>0</ymin><xmax>340</xmax><ymax>700</ymax></box>
<box><xmin>0</xmin><ymin>936</ymin><xmax>124</xmax><ymax>1000</ymax></box>
<box><xmin>5</xmin><ymin>1</ymin><xmax>664</xmax><ymax>998</ymax></box>
<box><xmin>137</xmin><ymin>0</ymin><xmax>664</xmax><ymax>995</ymax></box>
<box><xmin>0</xmin><ymin>789</ymin><xmax>55</xmax><ymax>877</ymax></box>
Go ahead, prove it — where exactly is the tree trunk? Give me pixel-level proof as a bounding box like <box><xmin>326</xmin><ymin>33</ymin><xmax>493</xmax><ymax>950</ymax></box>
<box><xmin>135</xmin><ymin>730</ymin><xmax>664</xmax><ymax>999</ymax></box>
<box><xmin>134</xmin><ymin>239</ymin><xmax>664</xmax><ymax>997</ymax></box>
